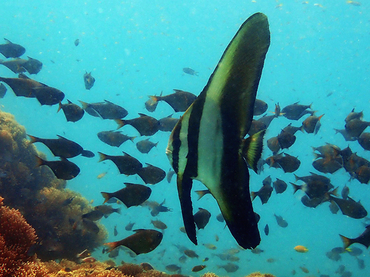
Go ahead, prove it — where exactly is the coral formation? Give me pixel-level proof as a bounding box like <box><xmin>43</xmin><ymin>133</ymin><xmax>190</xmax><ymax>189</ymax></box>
<box><xmin>0</xmin><ymin>196</ymin><xmax>37</xmax><ymax>276</ymax></box>
<box><xmin>0</xmin><ymin>109</ymin><xmax>107</xmax><ymax>261</ymax></box>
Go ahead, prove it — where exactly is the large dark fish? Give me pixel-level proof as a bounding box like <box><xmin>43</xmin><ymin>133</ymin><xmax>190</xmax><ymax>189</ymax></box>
<box><xmin>0</xmin><ymin>38</ymin><xmax>25</xmax><ymax>58</ymax></box>
<box><xmin>137</xmin><ymin>163</ymin><xmax>166</xmax><ymax>184</ymax></box>
<box><xmin>165</xmin><ymin>13</ymin><xmax>270</xmax><ymax>249</ymax></box>
<box><xmin>104</xmin><ymin>229</ymin><xmax>163</xmax><ymax>255</ymax></box>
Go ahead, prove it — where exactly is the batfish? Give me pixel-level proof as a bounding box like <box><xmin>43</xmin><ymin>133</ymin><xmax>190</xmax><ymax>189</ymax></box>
<box><xmin>166</xmin><ymin>13</ymin><xmax>270</xmax><ymax>249</ymax></box>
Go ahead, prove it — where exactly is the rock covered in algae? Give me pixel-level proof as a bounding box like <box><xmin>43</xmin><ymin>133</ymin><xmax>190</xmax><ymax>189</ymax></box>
<box><xmin>0</xmin><ymin>108</ymin><xmax>107</xmax><ymax>261</ymax></box>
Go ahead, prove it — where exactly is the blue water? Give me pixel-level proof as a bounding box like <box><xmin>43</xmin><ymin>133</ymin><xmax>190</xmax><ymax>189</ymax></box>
<box><xmin>1</xmin><ymin>1</ymin><xmax>370</xmax><ymax>276</ymax></box>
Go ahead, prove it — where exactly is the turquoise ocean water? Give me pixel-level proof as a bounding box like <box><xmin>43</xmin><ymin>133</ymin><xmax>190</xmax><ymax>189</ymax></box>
<box><xmin>1</xmin><ymin>1</ymin><xmax>370</xmax><ymax>276</ymax></box>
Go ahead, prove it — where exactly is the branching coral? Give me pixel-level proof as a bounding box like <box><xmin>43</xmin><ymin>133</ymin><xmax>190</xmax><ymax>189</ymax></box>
<box><xmin>0</xmin><ymin>196</ymin><xmax>38</xmax><ymax>276</ymax></box>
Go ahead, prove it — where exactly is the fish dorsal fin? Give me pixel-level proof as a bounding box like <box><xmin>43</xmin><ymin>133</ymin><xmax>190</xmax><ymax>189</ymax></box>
<box><xmin>241</xmin><ymin>129</ymin><xmax>266</xmax><ymax>172</ymax></box>
<box><xmin>138</xmin><ymin>113</ymin><xmax>148</xmax><ymax>117</ymax></box>
<box><xmin>56</xmin><ymin>135</ymin><xmax>69</xmax><ymax>141</ymax></box>
<box><xmin>124</xmin><ymin>182</ymin><xmax>136</xmax><ymax>187</ymax></box>
<box><xmin>122</xmin><ymin>151</ymin><xmax>133</xmax><ymax>157</ymax></box>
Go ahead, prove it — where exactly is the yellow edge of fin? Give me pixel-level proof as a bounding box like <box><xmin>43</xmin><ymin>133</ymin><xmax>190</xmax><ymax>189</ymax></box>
<box><xmin>241</xmin><ymin>129</ymin><xmax>266</xmax><ymax>172</ymax></box>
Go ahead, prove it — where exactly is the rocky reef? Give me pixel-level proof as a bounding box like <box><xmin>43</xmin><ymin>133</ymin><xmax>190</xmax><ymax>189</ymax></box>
<box><xmin>0</xmin><ymin>109</ymin><xmax>107</xmax><ymax>261</ymax></box>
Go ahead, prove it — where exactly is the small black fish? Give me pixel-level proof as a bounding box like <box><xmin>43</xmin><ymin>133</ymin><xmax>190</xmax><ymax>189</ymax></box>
<box><xmin>0</xmin><ymin>38</ymin><xmax>26</xmax><ymax>58</ymax></box>
<box><xmin>302</xmin><ymin>114</ymin><xmax>324</xmax><ymax>134</ymax></box>
<box><xmin>329</xmin><ymin>196</ymin><xmax>367</xmax><ymax>219</ymax></box>
<box><xmin>116</xmin><ymin>113</ymin><xmax>159</xmax><ymax>136</ymax></box>
<box><xmin>264</xmin><ymin>224</ymin><xmax>269</xmax><ymax>236</ymax></box>
<box><xmin>345</xmin><ymin>119</ymin><xmax>370</xmax><ymax>139</ymax></box>
<box><xmin>74</xmin><ymin>39</ymin><xmax>80</xmax><ymax>46</ymax></box>
<box><xmin>253</xmin><ymin>99</ymin><xmax>268</xmax><ymax>116</ymax></box>
<box><xmin>267</xmin><ymin>136</ymin><xmax>280</xmax><ymax>154</ymax></box>
<box><xmin>281</xmin><ymin>102</ymin><xmax>313</xmax><ymax>120</ymax></box>
<box><xmin>104</xmin><ymin>229</ymin><xmax>163</xmax><ymax>255</ymax></box>
<box><xmin>94</xmin><ymin>205</ymin><xmax>121</xmax><ymax>217</ymax></box>
<box><xmin>149</xmin><ymin>89</ymin><xmax>197</xmax><ymax>112</ymax></box>
<box><xmin>35</xmin><ymin>156</ymin><xmax>80</xmax><ymax>180</ymax></box>
<box><xmin>149</xmin><ymin>200</ymin><xmax>172</xmax><ymax>216</ymax></box>
<box><xmin>158</xmin><ymin>114</ymin><xmax>179</xmax><ymax>132</ymax></box>
<box><xmin>183</xmin><ymin>67</ymin><xmax>198</xmax><ymax>76</ymax></box>
<box><xmin>345</xmin><ymin>109</ymin><xmax>363</xmax><ymax>123</ymax></box>
<box><xmin>58</xmin><ymin>100</ymin><xmax>85</xmax><ymax>122</ymax></box>
<box><xmin>80</xmin><ymin>100</ymin><xmax>128</xmax><ymax>119</ymax></box>
<box><xmin>266</xmin><ymin>153</ymin><xmax>301</xmax><ymax>173</ymax></box>
<box><xmin>137</xmin><ymin>163</ymin><xmax>166</xmax><ymax>184</ymax></box>
<box><xmin>29</xmin><ymin>135</ymin><xmax>93</xmax><ymax>158</ymax></box>
<box><xmin>136</xmin><ymin>138</ymin><xmax>158</xmax><ymax>154</ymax></box>
<box><xmin>82</xmin><ymin>210</ymin><xmax>104</xmax><ymax>221</ymax></box>
<box><xmin>98</xmin><ymin>152</ymin><xmax>142</xmax><ymax>175</ymax></box>
<box><xmin>97</xmin><ymin>131</ymin><xmax>135</xmax><ymax>147</ymax></box>
<box><xmin>114</xmin><ymin>225</ymin><xmax>118</xmax><ymax>236</ymax></box>
<box><xmin>194</xmin><ymin>208</ymin><xmax>211</xmax><ymax>229</ymax></box>
<box><xmin>83</xmin><ymin>72</ymin><xmax>95</xmax><ymax>90</ymax></box>
<box><xmin>274</xmin><ymin>214</ymin><xmax>288</xmax><ymax>228</ymax></box>
<box><xmin>101</xmin><ymin>183</ymin><xmax>152</xmax><ymax>207</ymax></box>
<box><xmin>358</xmin><ymin>132</ymin><xmax>370</xmax><ymax>150</ymax></box>
<box><xmin>32</xmin><ymin>86</ymin><xmax>65</xmax><ymax>106</ymax></box>
<box><xmin>251</xmin><ymin>176</ymin><xmax>273</xmax><ymax>204</ymax></box>
<box><xmin>273</xmin><ymin>178</ymin><xmax>287</xmax><ymax>194</ymax></box>
<box><xmin>22</xmin><ymin>56</ymin><xmax>43</xmax><ymax>74</ymax></box>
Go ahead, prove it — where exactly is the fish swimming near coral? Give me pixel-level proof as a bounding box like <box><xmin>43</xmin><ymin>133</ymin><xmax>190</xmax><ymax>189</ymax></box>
<box><xmin>104</xmin><ymin>229</ymin><xmax>163</xmax><ymax>255</ymax></box>
<box><xmin>166</xmin><ymin>13</ymin><xmax>270</xmax><ymax>249</ymax></box>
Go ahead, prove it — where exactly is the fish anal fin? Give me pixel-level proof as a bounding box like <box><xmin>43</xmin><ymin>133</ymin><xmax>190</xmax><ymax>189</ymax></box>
<box><xmin>177</xmin><ymin>174</ymin><xmax>197</xmax><ymax>245</ymax></box>
<box><xmin>241</xmin><ymin>129</ymin><xmax>266</xmax><ymax>172</ymax></box>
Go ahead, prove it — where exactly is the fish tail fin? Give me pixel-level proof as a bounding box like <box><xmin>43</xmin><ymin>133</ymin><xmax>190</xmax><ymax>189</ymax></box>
<box><xmin>294</xmin><ymin>174</ymin><xmax>299</xmax><ymax>182</ymax></box>
<box><xmin>195</xmin><ymin>190</ymin><xmax>210</xmax><ymax>200</ymax></box>
<box><xmin>330</xmin><ymin>187</ymin><xmax>339</xmax><ymax>197</ymax></box>
<box><xmin>101</xmin><ymin>192</ymin><xmax>111</xmax><ymax>204</ymax></box>
<box><xmin>290</xmin><ymin>182</ymin><xmax>300</xmax><ymax>194</ymax></box>
<box><xmin>28</xmin><ymin>134</ymin><xmax>38</xmax><ymax>143</ymax></box>
<box><xmin>130</xmin><ymin>136</ymin><xmax>136</xmax><ymax>142</ymax></box>
<box><xmin>241</xmin><ymin>129</ymin><xmax>266</xmax><ymax>173</ymax></box>
<box><xmin>318</xmin><ymin>114</ymin><xmax>324</xmax><ymax>121</ymax></box>
<box><xmin>251</xmin><ymin>191</ymin><xmax>257</xmax><ymax>201</ymax></box>
<box><xmin>35</xmin><ymin>156</ymin><xmax>44</xmax><ymax>167</ymax></box>
<box><xmin>114</xmin><ymin>207</ymin><xmax>121</xmax><ymax>214</ymax></box>
<box><xmin>114</xmin><ymin>119</ymin><xmax>125</xmax><ymax>129</ymax></box>
<box><xmin>98</xmin><ymin>152</ymin><xmax>107</xmax><ymax>162</ymax></box>
<box><xmin>78</xmin><ymin>100</ymin><xmax>88</xmax><ymax>109</ymax></box>
<box><xmin>150</xmin><ymin>95</ymin><xmax>159</xmax><ymax>104</ymax></box>
<box><xmin>57</xmin><ymin>102</ymin><xmax>62</xmax><ymax>113</ymax></box>
<box><xmin>339</xmin><ymin>234</ymin><xmax>353</xmax><ymax>249</ymax></box>
<box><xmin>103</xmin><ymin>242</ymin><xmax>119</xmax><ymax>252</ymax></box>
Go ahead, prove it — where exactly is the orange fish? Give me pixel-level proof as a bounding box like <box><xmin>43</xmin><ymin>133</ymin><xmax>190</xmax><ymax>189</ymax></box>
<box><xmin>294</xmin><ymin>245</ymin><xmax>308</xmax><ymax>253</ymax></box>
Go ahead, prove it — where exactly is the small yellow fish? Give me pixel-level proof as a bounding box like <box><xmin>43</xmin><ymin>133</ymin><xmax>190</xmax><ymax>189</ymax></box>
<box><xmin>294</xmin><ymin>245</ymin><xmax>309</xmax><ymax>253</ymax></box>
<box><xmin>347</xmin><ymin>1</ymin><xmax>361</xmax><ymax>6</ymax></box>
